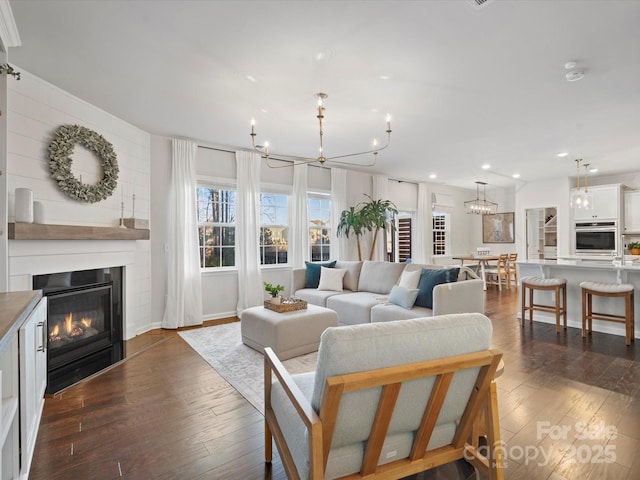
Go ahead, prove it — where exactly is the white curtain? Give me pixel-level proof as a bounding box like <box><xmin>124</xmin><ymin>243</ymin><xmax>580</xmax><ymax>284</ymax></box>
<box><xmin>413</xmin><ymin>182</ymin><xmax>429</xmax><ymax>264</ymax></box>
<box><xmin>236</xmin><ymin>151</ymin><xmax>263</xmax><ymax>315</ymax></box>
<box><xmin>162</xmin><ymin>139</ymin><xmax>203</xmax><ymax>329</ymax></box>
<box><xmin>290</xmin><ymin>164</ymin><xmax>309</xmax><ymax>268</ymax></box>
<box><xmin>372</xmin><ymin>174</ymin><xmax>389</xmax><ymax>261</ymax></box>
<box><xmin>330</xmin><ymin>168</ymin><xmax>348</xmax><ymax>260</ymax></box>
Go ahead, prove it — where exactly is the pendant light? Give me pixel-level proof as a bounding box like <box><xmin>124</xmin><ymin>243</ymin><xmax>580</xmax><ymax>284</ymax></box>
<box><xmin>465</xmin><ymin>181</ymin><xmax>498</xmax><ymax>215</ymax></box>
<box><xmin>570</xmin><ymin>159</ymin><xmax>590</xmax><ymax>209</ymax></box>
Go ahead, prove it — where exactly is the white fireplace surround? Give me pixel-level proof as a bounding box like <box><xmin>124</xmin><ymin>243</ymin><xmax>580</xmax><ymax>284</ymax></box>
<box><xmin>8</xmin><ymin>239</ymin><xmax>154</xmax><ymax>340</ymax></box>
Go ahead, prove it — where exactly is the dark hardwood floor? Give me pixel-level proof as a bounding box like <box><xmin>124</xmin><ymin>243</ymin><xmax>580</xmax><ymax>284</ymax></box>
<box><xmin>29</xmin><ymin>289</ymin><xmax>640</xmax><ymax>479</ymax></box>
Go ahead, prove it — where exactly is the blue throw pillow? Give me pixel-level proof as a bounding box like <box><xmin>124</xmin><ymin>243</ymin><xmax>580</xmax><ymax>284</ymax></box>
<box><xmin>414</xmin><ymin>268</ymin><xmax>456</xmax><ymax>309</ymax></box>
<box><xmin>388</xmin><ymin>285</ymin><xmax>420</xmax><ymax>309</ymax></box>
<box><xmin>305</xmin><ymin>261</ymin><xmax>336</xmax><ymax>288</ymax></box>
<box><xmin>447</xmin><ymin>267</ymin><xmax>460</xmax><ymax>282</ymax></box>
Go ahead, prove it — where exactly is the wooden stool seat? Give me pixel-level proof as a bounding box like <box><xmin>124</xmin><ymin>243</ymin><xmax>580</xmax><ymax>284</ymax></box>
<box><xmin>521</xmin><ymin>276</ymin><xmax>567</xmax><ymax>333</ymax></box>
<box><xmin>580</xmin><ymin>281</ymin><xmax>635</xmax><ymax>346</ymax></box>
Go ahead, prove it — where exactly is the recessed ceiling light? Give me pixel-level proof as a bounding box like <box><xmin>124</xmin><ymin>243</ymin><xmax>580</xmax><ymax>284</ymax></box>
<box><xmin>429</xmin><ymin>174</ymin><xmax>437</xmax><ymax>179</ymax></box>
<box><xmin>246</xmin><ymin>75</ymin><xmax>256</xmax><ymax>83</ymax></box>
<box><xmin>379</xmin><ymin>75</ymin><xmax>390</xmax><ymax>80</ymax></box>
<box><xmin>557</xmin><ymin>152</ymin><xmax>569</xmax><ymax>157</ymax></box>
<box><xmin>481</xmin><ymin>164</ymin><xmax>491</xmax><ymax>170</ymax></box>
<box><xmin>512</xmin><ymin>173</ymin><xmax>520</xmax><ymax>179</ymax></box>
<box><xmin>589</xmin><ymin>168</ymin><xmax>598</xmax><ymax>173</ymax></box>
<box><xmin>260</xmin><ymin>108</ymin><xmax>268</xmax><ymax>113</ymax></box>
<box><xmin>564</xmin><ymin>61</ymin><xmax>577</xmax><ymax>70</ymax></box>
<box><xmin>566</xmin><ymin>71</ymin><xmax>585</xmax><ymax>82</ymax></box>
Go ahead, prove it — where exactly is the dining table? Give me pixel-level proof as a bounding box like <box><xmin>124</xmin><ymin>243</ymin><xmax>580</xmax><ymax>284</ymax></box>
<box><xmin>451</xmin><ymin>254</ymin><xmax>500</xmax><ymax>290</ymax></box>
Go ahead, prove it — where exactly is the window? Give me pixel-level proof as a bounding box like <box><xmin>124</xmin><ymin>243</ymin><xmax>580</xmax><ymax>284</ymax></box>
<box><xmin>197</xmin><ymin>186</ymin><xmax>236</xmax><ymax>268</ymax></box>
<box><xmin>260</xmin><ymin>193</ymin><xmax>289</xmax><ymax>265</ymax></box>
<box><xmin>308</xmin><ymin>195</ymin><xmax>331</xmax><ymax>261</ymax></box>
<box><xmin>432</xmin><ymin>212</ymin><xmax>450</xmax><ymax>256</ymax></box>
<box><xmin>397</xmin><ymin>216</ymin><xmax>412</xmax><ymax>262</ymax></box>
<box><xmin>388</xmin><ymin>212</ymin><xmax>412</xmax><ymax>262</ymax></box>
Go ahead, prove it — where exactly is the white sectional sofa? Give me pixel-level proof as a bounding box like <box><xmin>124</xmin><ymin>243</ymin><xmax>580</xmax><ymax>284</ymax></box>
<box><xmin>292</xmin><ymin>260</ymin><xmax>485</xmax><ymax>326</ymax></box>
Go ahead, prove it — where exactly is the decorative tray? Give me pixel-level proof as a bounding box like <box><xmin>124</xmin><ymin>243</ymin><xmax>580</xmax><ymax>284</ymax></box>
<box><xmin>264</xmin><ymin>299</ymin><xmax>308</xmax><ymax>313</ymax></box>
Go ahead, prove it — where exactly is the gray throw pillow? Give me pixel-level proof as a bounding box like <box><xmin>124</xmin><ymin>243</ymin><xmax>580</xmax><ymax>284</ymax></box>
<box><xmin>388</xmin><ymin>285</ymin><xmax>419</xmax><ymax>309</ymax></box>
<box><xmin>357</xmin><ymin>261</ymin><xmax>406</xmax><ymax>294</ymax></box>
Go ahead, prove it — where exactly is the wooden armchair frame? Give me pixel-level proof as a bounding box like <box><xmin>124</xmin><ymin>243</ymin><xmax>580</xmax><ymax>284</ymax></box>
<box><xmin>264</xmin><ymin>347</ymin><xmax>504</xmax><ymax>480</ymax></box>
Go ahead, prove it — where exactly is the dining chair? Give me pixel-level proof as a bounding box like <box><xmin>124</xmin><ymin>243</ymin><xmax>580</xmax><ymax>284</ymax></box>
<box><xmin>485</xmin><ymin>253</ymin><xmax>510</xmax><ymax>291</ymax></box>
<box><xmin>507</xmin><ymin>253</ymin><xmax>518</xmax><ymax>289</ymax></box>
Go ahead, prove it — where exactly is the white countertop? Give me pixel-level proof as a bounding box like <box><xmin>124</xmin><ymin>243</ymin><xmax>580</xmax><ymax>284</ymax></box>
<box><xmin>517</xmin><ymin>257</ymin><xmax>640</xmax><ymax>270</ymax></box>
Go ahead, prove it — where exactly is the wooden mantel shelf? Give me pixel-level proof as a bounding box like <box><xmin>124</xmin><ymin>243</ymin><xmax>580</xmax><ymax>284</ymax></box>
<box><xmin>8</xmin><ymin>222</ymin><xmax>150</xmax><ymax>240</ymax></box>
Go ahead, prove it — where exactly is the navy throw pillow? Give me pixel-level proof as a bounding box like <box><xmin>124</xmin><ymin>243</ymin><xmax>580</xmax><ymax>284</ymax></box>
<box><xmin>447</xmin><ymin>267</ymin><xmax>460</xmax><ymax>282</ymax></box>
<box><xmin>414</xmin><ymin>268</ymin><xmax>455</xmax><ymax>309</ymax></box>
<box><xmin>304</xmin><ymin>261</ymin><xmax>336</xmax><ymax>288</ymax></box>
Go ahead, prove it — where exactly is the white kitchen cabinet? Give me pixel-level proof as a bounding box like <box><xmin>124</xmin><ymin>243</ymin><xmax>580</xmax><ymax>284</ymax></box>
<box><xmin>0</xmin><ymin>336</ymin><xmax>19</xmax><ymax>480</ymax></box>
<box><xmin>572</xmin><ymin>184</ymin><xmax>621</xmax><ymax>221</ymax></box>
<box><xmin>0</xmin><ymin>291</ymin><xmax>45</xmax><ymax>480</ymax></box>
<box><xmin>624</xmin><ymin>190</ymin><xmax>640</xmax><ymax>233</ymax></box>
<box><xmin>18</xmin><ymin>297</ymin><xmax>47</xmax><ymax>478</ymax></box>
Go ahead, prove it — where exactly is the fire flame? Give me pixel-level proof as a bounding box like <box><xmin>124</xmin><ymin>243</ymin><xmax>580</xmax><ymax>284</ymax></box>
<box><xmin>65</xmin><ymin>313</ymin><xmax>73</xmax><ymax>333</ymax></box>
<box><xmin>81</xmin><ymin>318</ymin><xmax>92</xmax><ymax>328</ymax></box>
<box><xmin>51</xmin><ymin>324</ymin><xmax>59</xmax><ymax>336</ymax></box>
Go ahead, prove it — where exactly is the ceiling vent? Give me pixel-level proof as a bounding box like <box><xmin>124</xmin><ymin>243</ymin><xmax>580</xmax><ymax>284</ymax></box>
<box><xmin>467</xmin><ymin>0</ymin><xmax>495</xmax><ymax>8</ymax></box>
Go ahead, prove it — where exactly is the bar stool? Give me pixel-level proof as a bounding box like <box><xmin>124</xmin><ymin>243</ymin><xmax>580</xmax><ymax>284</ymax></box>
<box><xmin>521</xmin><ymin>277</ymin><xmax>567</xmax><ymax>333</ymax></box>
<box><xmin>580</xmin><ymin>281</ymin><xmax>635</xmax><ymax>346</ymax></box>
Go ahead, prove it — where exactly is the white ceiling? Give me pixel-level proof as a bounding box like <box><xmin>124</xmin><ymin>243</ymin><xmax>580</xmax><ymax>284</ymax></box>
<box><xmin>7</xmin><ymin>0</ymin><xmax>640</xmax><ymax>189</ymax></box>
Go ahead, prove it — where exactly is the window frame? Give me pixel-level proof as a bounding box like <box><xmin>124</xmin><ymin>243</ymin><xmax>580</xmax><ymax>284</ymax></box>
<box><xmin>394</xmin><ymin>212</ymin><xmax>413</xmax><ymax>263</ymax></box>
<box><xmin>260</xmin><ymin>191</ymin><xmax>290</xmax><ymax>266</ymax></box>
<box><xmin>196</xmin><ymin>180</ymin><xmax>237</xmax><ymax>270</ymax></box>
<box><xmin>432</xmin><ymin>211</ymin><xmax>451</xmax><ymax>257</ymax></box>
<box><xmin>308</xmin><ymin>191</ymin><xmax>332</xmax><ymax>262</ymax></box>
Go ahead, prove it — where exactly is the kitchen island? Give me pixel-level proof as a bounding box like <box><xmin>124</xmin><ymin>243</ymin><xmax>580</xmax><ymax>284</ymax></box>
<box><xmin>517</xmin><ymin>258</ymin><xmax>640</xmax><ymax>341</ymax></box>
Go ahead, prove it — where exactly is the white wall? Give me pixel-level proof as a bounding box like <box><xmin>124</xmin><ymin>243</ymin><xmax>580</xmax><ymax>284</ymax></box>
<box><xmin>515</xmin><ymin>177</ymin><xmax>572</xmax><ymax>259</ymax></box>
<box><xmin>589</xmin><ymin>172</ymin><xmax>640</xmax><ymax>190</ymax></box>
<box><xmin>6</xmin><ymin>70</ymin><xmax>152</xmax><ymax>339</ymax></box>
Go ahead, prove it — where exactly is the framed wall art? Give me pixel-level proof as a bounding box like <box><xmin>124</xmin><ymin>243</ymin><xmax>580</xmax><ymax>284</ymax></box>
<box><xmin>482</xmin><ymin>212</ymin><xmax>515</xmax><ymax>243</ymax></box>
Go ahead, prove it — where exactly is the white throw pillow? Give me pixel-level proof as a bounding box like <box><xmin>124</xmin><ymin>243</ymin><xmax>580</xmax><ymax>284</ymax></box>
<box><xmin>318</xmin><ymin>267</ymin><xmax>346</xmax><ymax>292</ymax></box>
<box><xmin>398</xmin><ymin>269</ymin><xmax>421</xmax><ymax>289</ymax></box>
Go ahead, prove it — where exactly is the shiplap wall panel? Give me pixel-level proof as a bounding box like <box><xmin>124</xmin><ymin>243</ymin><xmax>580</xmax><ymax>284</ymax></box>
<box><xmin>7</xmin><ymin>69</ymin><xmax>153</xmax><ymax>339</ymax></box>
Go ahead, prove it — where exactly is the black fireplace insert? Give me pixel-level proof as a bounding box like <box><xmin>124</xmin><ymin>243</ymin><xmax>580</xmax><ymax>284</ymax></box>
<box><xmin>34</xmin><ymin>267</ymin><xmax>124</xmax><ymax>394</ymax></box>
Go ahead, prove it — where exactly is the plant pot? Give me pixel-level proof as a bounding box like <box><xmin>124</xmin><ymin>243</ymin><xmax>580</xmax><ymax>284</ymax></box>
<box><xmin>270</xmin><ymin>296</ymin><xmax>282</xmax><ymax>305</ymax></box>
<box><xmin>630</xmin><ymin>248</ymin><xmax>640</xmax><ymax>255</ymax></box>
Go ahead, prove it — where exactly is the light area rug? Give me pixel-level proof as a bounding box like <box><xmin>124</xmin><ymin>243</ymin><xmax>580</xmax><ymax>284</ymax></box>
<box><xmin>178</xmin><ymin>321</ymin><xmax>317</xmax><ymax>414</ymax></box>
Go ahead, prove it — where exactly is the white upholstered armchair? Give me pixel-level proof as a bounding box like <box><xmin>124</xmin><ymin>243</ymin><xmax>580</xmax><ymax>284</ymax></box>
<box><xmin>264</xmin><ymin>313</ymin><xmax>504</xmax><ymax>479</ymax></box>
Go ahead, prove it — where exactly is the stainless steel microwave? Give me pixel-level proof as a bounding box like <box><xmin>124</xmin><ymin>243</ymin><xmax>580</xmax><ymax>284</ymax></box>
<box><xmin>574</xmin><ymin>221</ymin><xmax>618</xmax><ymax>255</ymax></box>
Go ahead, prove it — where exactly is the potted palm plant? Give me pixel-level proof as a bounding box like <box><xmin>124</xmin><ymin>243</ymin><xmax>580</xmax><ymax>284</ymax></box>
<box><xmin>359</xmin><ymin>195</ymin><xmax>398</xmax><ymax>261</ymax></box>
<box><xmin>337</xmin><ymin>195</ymin><xmax>398</xmax><ymax>261</ymax></box>
<box><xmin>263</xmin><ymin>281</ymin><xmax>285</xmax><ymax>304</ymax></box>
<box><xmin>628</xmin><ymin>242</ymin><xmax>640</xmax><ymax>255</ymax></box>
<box><xmin>336</xmin><ymin>206</ymin><xmax>367</xmax><ymax>261</ymax></box>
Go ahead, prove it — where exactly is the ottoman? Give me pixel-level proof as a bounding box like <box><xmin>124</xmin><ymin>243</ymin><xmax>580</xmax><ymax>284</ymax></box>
<box><xmin>240</xmin><ymin>304</ymin><xmax>338</xmax><ymax>360</ymax></box>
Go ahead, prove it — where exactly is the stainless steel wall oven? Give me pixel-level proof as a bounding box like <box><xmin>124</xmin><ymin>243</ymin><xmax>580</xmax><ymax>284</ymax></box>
<box><xmin>574</xmin><ymin>221</ymin><xmax>618</xmax><ymax>255</ymax></box>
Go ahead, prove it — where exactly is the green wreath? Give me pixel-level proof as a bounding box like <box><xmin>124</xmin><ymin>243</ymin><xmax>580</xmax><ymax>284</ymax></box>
<box><xmin>48</xmin><ymin>124</ymin><xmax>119</xmax><ymax>203</ymax></box>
